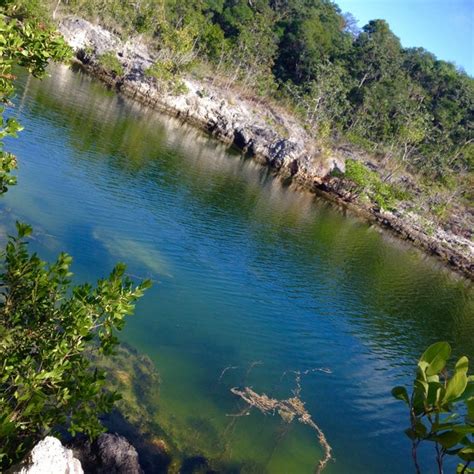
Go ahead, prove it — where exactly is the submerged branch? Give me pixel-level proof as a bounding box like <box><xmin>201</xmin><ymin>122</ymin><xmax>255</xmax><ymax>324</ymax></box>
<box><xmin>218</xmin><ymin>365</ymin><xmax>239</xmax><ymax>383</ymax></box>
<box><xmin>230</xmin><ymin>385</ymin><xmax>333</xmax><ymax>473</ymax></box>
<box><xmin>245</xmin><ymin>360</ymin><xmax>263</xmax><ymax>381</ymax></box>
<box><xmin>281</xmin><ymin>367</ymin><xmax>332</xmax><ymax>398</ymax></box>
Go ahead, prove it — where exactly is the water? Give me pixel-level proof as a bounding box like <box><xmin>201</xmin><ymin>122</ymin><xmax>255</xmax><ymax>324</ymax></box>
<box><xmin>2</xmin><ymin>64</ymin><xmax>473</xmax><ymax>473</ymax></box>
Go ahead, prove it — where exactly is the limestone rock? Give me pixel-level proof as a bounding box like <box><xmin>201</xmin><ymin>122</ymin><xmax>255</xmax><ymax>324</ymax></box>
<box><xmin>57</xmin><ymin>16</ymin><xmax>328</xmax><ymax>187</ymax></box>
<box><xmin>9</xmin><ymin>437</ymin><xmax>83</xmax><ymax>474</ymax></box>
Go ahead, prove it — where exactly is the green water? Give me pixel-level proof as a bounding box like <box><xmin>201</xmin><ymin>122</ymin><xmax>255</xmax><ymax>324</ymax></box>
<box><xmin>3</xmin><ymin>65</ymin><xmax>473</xmax><ymax>473</ymax></box>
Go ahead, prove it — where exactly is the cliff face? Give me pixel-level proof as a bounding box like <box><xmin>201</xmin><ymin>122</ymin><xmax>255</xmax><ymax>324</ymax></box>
<box><xmin>58</xmin><ymin>17</ymin><xmax>473</xmax><ymax>279</ymax></box>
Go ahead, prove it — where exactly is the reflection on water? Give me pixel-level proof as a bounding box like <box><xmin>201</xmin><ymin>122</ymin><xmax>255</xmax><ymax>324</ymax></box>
<box><xmin>2</xmin><ymin>64</ymin><xmax>473</xmax><ymax>473</ymax></box>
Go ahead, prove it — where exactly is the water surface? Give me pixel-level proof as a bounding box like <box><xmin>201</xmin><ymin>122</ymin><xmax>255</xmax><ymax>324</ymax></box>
<box><xmin>3</xmin><ymin>65</ymin><xmax>473</xmax><ymax>473</ymax></box>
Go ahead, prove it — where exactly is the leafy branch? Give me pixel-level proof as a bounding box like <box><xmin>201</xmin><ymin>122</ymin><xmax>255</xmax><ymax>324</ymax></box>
<box><xmin>392</xmin><ymin>342</ymin><xmax>474</xmax><ymax>473</ymax></box>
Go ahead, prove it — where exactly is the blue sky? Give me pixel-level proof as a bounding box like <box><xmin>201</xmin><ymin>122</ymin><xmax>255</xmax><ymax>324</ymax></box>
<box><xmin>336</xmin><ymin>0</ymin><xmax>474</xmax><ymax>75</ymax></box>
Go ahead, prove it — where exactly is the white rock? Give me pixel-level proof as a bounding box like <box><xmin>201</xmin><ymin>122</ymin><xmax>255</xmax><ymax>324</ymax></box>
<box><xmin>10</xmin><ymin>437</ymin><xmax>83</xmax><ymax>474</ymax></box>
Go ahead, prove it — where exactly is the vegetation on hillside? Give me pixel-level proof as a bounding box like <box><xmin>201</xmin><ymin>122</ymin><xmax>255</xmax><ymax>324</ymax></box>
<box><xmin>0</xmin><ymin>7</ymin><xmax>150</xmax><ymax>469</ymax></box>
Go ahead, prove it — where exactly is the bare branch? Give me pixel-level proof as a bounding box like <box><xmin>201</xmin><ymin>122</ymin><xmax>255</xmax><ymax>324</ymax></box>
<box><xmin>230</xmin><ymin>386</ymin><xmax>333</xmax><ymax>473</ymax></box>
<box><xmin>218</xmin><ymin>365</ymin><xmax>239</xmax><ymax>383</ymax></box>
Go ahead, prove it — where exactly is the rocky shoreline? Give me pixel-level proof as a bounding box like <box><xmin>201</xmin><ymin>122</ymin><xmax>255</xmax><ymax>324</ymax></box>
<box><xmin>8</xmin><ymin>434</ymin><xmax>145</xmax><ymax>474</ymax></box>
<box><xmin>58</xmin><ymin>17</ymin><xmax>473</xmax><ymax>280</ymax></box>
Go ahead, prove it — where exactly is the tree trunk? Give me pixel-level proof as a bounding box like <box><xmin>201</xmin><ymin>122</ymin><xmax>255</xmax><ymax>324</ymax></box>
<box><xmin>53</xmin><ymin>0</ymin><xmax>61</xmax><ymax>19</ymax></box>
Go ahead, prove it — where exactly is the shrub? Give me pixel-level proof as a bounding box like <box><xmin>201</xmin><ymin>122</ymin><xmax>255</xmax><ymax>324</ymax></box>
<box><xmin>0</xmin><ymin>223</ymin><xmax>151</xmax><ymax>469</ymax></box>
<box><xmin>344</xmin><ymin>159</ymin><xmax>408</xmax><ymax>211</ymax></box>
<box><xmin>345</xmin><ymin>131</ymin><xmax>377</xmax><ymax>153</ymax></box>
<box><xmin>145</xmin><ymin>62</ymin><xmax>189</xmax><ymax>96</ymax></box>
<box><xmin>392</xmin><ymin>342</ymin><xmax>474</xmax><ymax>473</ymax></box>
<box><xmin>98</xmin><ymin>51</ymin><xmax>124</xmax><ymax>76</ymax></box>
<box><xmin>145</xmin><ymin>60</ymin><xmax>175</xmax><ymax>82</ymax></box>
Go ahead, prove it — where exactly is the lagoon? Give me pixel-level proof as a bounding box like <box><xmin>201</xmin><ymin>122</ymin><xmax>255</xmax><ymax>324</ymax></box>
<box><xmin>3</xmin><ymin>64</ymin><xmax>473</xmax><ymax>473</ymax></box>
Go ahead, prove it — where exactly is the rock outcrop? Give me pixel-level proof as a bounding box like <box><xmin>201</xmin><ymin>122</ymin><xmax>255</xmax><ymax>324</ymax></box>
<box><xmin>8</xmin><ymin>434</ymin><xmax>145</xmax><ymax>474</ymax></box>
<box><xmin>8</xmin><ymin>437</ymin><xmax>83</xmax><ymax>474</ymax></box>
<box><xmin>57</xmin><ymin>16</ymin><xmax>473</xmax><ymax>279</ymax></box>
<box><xmin>58</xmin><ymin>17</ymin><xmax>341</xmax><ymax>185</ymax></box>
<box><xmin>69</xmin><ymin>433</ymin><xmax>144</xmax><ymax>474</ymax></box>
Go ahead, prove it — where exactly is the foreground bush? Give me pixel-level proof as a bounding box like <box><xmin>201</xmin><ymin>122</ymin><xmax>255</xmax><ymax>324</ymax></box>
<box><xmin>0</xmin><ymin>6</ymin><xmax>151</xmax><ymax>469</ymax></box>
<box><xmin>0</xmin><ymin>223</ymin><xmax>150</xmax><ymax>468</ymax></box>
<box><xmin>392</xmin><ymin>342</ymin><xmax>474</xmax><ymax>473</ymax></box>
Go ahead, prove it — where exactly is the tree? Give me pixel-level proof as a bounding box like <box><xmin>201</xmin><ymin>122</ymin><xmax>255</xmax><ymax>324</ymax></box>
<box><xmin>349</xmin><ymin>19</ymin><xmax>403</xmax><ymax>90</ymax></box>
<box><xmin>0</xmin><ymin>9</ymin><xmax>71</xmax><ymax>192</ymax></box>
<box><xmin>283</xmin><ymin>60</ymin><xmax>350</xmax><ymax>137</ymax></box>
<box><xmin>342</xmin><ymin>11</ymin><xmax>360</xmax><ymax>38</ymax></box>
<box><xmin>210</xmin><ymin>0</ymin><xmax>279</xmax><ymax>91</ymax></box>
<box><xmin>230</xmin><ymin>4</ymin><xmax>278</xmax><ymax>90</ymax></box>
<box><xmin>0</xmin><ymin>9</ymin><xmax>150</xmax><ymax>469</ymax></box>
<box><xmin>273</xmin><ymin>0</ymin><xmax>350</xmax><ymax>84</ymax></box>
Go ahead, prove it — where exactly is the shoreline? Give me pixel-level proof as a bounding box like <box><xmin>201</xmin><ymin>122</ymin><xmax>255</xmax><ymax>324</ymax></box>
<box><xmin>58</xmin><ymin>17</ymin><xmax>473</xmax><ymax>281</ymax></box>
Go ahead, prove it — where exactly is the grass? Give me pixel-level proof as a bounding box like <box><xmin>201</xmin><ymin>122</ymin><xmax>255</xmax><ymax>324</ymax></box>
<box><xmin>98</xmin><ymin>51</ymin><xmax>124</xmax><ymax>76</ymax></box>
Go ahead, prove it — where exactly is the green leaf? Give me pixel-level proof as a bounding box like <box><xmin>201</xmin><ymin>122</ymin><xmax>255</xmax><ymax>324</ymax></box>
<box><xmin>413</xmin><ymin>419</ymin><xmax>427</xmax><ymax>438</ymax></box>
<box><xmin>414</xmin><ymin>378</ymin><xmax>428</xmax><ymax>398</ymax></box>
<box><xmin>432</xmin><ymin>414</ymin><xmax>460</xmax><ymax>431</ymax></box>
<box><xmin>460</xmin><ymin>382</ymin><xmax>474</xmax><ymax>401</ymax></box>
<box><xmin>404</xmin><ymin>428</ymin><xmax>417</xmax><ymax>440</ymax></box>
<box><xmin>459</xmin><ymin>446</ymin><xmax>474</xmax><ymax>462</ymax></box>
<box><xmin>427</xmin><ymin>381</ymin><xmax>444</xmax><ymax>407</ymax></box>
<box><xmin>434</xmin><ymin>430</ymin><xmax>465</xmax><ymax>449</ymax></box>
<box><xmin>391</xmin><ymin>386</ymin><xmax>410</xmax><ymax>405</ymax></box>
<box><xmin>419</xmin><ymin>341</ymin><xmax>451</xmax><ymax>376</ymax></box>
<box><xmin>444</xmin><ymin>371</ymin><xmax>468</xmax><ymax>403</ymax></box>
<box><xmin>452</xmin><ymin>425</ymin><xmax>474</xmax><ymax>435</ymax></box>
<box><xmin>467</xmin><ymin>398</ymin><xmax>474</xmax><ymax>423</ymax></box>
<box><xmin>15</xmin><ymin>221</ymin><xmax>32</xmax><ymax>238</ymax></box>
<box><xmin>457</xmin><ymin>463</ymin><xmax>474</xmax><ymax>473</ymax></box>
<box><xmin>455</xmin><ymin>356</ymin><xmax>469</xmax><ymax>375</ymax></box>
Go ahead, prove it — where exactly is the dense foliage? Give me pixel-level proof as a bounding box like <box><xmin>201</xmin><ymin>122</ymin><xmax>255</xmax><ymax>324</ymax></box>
<box><xmin>0</xmin><ymin>6</ymin><xmax>150</xmax><ymax>469</ymax></box>
<box><xmin>392</xmin><ymin>342</ymin><xmax>474</xmax><ymax>473</ymax></box>
<box><xmin>0</xmin><ymin>8</ymin><xmax>70</xmax><ymax>194</ymax></box>
<box><xmin>0</xmin><ymin>225</ymin><xmax>150</xmax><ymax>467</ymax></box>
<box><xmin>31</xmin><ymin>0</ymin><xmax>473</xmax><ymax>194</ymax></box>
